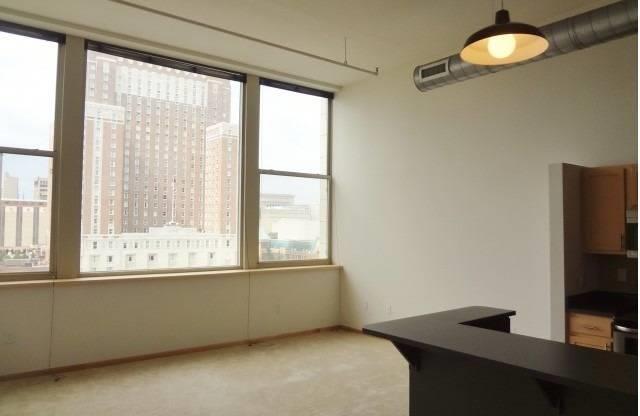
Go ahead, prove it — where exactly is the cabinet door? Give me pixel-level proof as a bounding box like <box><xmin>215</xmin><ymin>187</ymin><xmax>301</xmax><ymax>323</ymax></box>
<box><xmin>625</xmin><ymin>164</ymin><xmax>637</xmax><ymax>210</ymax></box>
<box><xmin>582</xmin><ymin>167</ymin><xmax>626</xmax><ymax>254</ymax></box>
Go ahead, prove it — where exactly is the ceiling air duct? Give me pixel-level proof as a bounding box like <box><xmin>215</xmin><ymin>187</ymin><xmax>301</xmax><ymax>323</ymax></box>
<box><xmin>414</xmin><ymin>0</ymin><xmax>637</xmax><ymax>92</ymax></box>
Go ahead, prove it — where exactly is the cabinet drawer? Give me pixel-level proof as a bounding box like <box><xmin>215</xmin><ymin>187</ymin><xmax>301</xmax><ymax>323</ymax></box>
<box><xmin>568</xmin><ymin>312</ymin><xmax>612</xmax><ymax>338</ymax></box>
<box><xmin>569</xmin><ymin>334</ymin><xmax>612</xmax><ymax>351</ymax></box>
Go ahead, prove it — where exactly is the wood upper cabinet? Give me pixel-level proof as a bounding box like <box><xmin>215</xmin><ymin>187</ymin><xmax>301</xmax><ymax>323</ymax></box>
<box><xmin>625</xmin><ymin>164</ymin><xmax>638</xmax><ymax>210</ymax></box>
<box><xmin>581</xmin><ymin>166</ymin><xmax>626</xmax><ymax>254</ymax></box>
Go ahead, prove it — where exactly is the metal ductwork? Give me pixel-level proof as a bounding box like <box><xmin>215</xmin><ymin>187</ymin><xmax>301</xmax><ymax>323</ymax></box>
<box><xmin>414</xmin><ymin>0</ymin><xmax>637</xmax><ymax>92</ymax></box>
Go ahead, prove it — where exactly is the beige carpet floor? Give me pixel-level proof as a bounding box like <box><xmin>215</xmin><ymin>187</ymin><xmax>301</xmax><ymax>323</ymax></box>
<box><xmin>0</xmin><ymin>330</ymin><xmax>408</xmax><ymax>416</ymax></box>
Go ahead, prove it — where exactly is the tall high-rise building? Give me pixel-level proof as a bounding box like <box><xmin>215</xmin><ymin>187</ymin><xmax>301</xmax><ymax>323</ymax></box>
<box><xmin>203</xmin><ymin>122</ymin><xmax>239</xmax><ymax>234</ymax></box>
<box><xmin>33</xmin><ymin>177</ymin><xmax>49</xmax><ymax>201</ymax></box>
<box><xmin>2</xmin><ymin>173</ymin><xmax>18</xmax><ymax>200</ymax></box>
<box><xmin>82</xmin><ymin>101</ymin><xmax>125</xmax><ymax>235</ymax></box>
<box><xmin>81</xmin><ymin>51</ymin><xmax>232</xmax><ymax>235</ymax></box>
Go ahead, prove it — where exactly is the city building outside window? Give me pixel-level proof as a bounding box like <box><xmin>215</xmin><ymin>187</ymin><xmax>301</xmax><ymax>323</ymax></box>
<box><xmin>258</xmin><ymin>81</ymin><xmax>331</xmax><ymax>263</ymax></box>
<box><xmin>79</xmin><ymin>46</ymin><xmax>243</xmax><ymax>273</ymax></box>
<box><xmin>0</xmin><ymin>26</ymin><xmax>61</xmax><ymax>274</ymax></box>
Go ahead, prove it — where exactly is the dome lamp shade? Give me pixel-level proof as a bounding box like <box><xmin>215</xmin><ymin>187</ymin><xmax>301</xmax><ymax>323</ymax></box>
<box><xmin>460</xmin><ymin>8</ymin><xmax>548</xmax><ymax>66</ymax></box>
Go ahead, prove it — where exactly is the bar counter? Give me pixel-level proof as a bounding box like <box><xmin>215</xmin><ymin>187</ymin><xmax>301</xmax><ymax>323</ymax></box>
<box><xmin>363</xmin><ymin>306</ymin><xmax>637</xmax><ymax>416</ymax></box>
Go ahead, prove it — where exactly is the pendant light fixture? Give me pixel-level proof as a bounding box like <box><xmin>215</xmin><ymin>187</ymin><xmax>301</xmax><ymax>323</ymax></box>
<box><xmin>460</xmin><ymin>1</ymin><xmax>548</xmax><ymax>66</ymax></box>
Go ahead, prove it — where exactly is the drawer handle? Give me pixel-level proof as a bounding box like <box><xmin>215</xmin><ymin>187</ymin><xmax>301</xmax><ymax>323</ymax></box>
<box><xmin>583</xmin><ymin>325</ymin><xmax>599</xmax><ymax>330</ymax></box>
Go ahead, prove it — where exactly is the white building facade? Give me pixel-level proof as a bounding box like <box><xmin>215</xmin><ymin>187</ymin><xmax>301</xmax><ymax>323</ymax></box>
<box><xmin>80</xmin><ymin>224</ymin><xmax>237</xmax><ymax>272</ymax></box>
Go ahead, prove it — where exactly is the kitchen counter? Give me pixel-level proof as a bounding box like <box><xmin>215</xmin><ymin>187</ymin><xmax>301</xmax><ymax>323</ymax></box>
<box><xmin>567</xmin><ymin>291</ymin><xmax>637</xmax><ymax>318</ymax></box>
<box><xmin>363</xmin><ymin>306</ymin><xmax>637</xmax><ymax>416</ymax></box>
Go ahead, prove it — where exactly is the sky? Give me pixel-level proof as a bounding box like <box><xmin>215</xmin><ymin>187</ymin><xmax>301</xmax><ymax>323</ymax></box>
<box><xmin>259</xmin><ymin>85</ymin><xmax>327</xmax><ymax>175</ymax></box>
<box><xmin>0</xmin><ymin>32</ymin><xmax>57</xmax><ymax>199</ymax></box>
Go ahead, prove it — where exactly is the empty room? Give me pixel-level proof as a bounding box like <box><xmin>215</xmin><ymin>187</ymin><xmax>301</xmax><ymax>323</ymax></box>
<box><xmin>0</xmin><ymin>0</ymin><xmax>637</xmax><ymax>415</ymax></box>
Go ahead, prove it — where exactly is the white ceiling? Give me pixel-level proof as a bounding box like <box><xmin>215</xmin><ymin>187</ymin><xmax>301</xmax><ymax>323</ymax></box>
<box><xmin>0</xmin><ymin>0</ymin><xmax>613</xmax><ymax>89</ymax></box>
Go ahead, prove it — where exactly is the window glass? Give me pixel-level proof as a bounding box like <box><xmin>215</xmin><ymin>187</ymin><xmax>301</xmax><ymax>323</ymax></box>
<box><xmin>80</xmin><ymin>50</ymin><xmax>242</xmax><ymax>273</ymax></box>
<box><xmin>0</xmin><ymin>31</ymin><xmax>57</xmax><ymax>274</ymax></box>
<box><xmin>259</xmin><ymin>86</ymin><xmax>328</xmax><ymax>174</ymax></box>
<box><xmin>0</xmin><ymin>154</ymin><xmax>53</xmax><ymax>272</ymax></box>
<box><xmin>258</xmin><ymin>83</ymin><xmax>331</xmax><ymax>263</ymax></box>
<box><xmin>259</xmin><ymin>174</ymin><xmax>328</xmax><ymax>262</ymax></box>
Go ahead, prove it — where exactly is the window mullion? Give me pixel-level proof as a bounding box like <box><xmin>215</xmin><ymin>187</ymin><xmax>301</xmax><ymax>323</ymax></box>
<box><xmin>326</xmin><ymin>97</ymin><xmax>333</xmax><ymax>263</ymax></box>
<box><xmin>243</xmin><ymin>75</ymin><xmax>261</xmax><ymax>269</ymax></box>
<box><xmin>0</xmin><ymin>147</ymin><xmax>55</xmax><ymax>158</ymax></box>
<box><xmin>55</xmin><ymin>36</ymin><xmax>86</xmax><ymax>279</ymax></box>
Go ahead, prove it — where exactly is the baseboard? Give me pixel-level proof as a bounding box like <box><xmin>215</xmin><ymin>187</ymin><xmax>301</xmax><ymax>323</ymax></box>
<box><xmin>0</xmin><ymin>325</ymin><xmax>350</xmax><ymax>381</ymax></box>
<box><xmin>337</xmin><ymin>324</ymin><xmax>362</xmax><ymax>333</ymax></box>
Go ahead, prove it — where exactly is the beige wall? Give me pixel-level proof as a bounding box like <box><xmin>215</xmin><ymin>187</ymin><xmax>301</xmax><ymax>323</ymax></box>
<box><xmin>0</xmin><ymin>268</ymin><xmax>339</xmax><ymax>376</ymax></box>
<box><xmin>333</xmin><ymin>36</ymin><xmax>637</xmax><ymax>339</ymax></box>
<box><xmin>0</xmin><ymin>284</ymin><xmax>53</xmax><ymax>375</ymax></box>
<box><xmin>249</xmin><ymin>269</ymin><xmax>340</xmax><ymax>339</ymax></box>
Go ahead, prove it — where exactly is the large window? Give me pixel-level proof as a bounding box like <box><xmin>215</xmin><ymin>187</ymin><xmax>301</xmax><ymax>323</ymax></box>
<box><xmin>258</xmin><ymin>81</ymin><xmax>331</xmax><ymax>263</ymax></box>
<box><xmin>0</xmin><ymin>27</ymin><xmax>60</xmax><ymax>274</ymax></box>
<box><xmin>79</xmin><ymin>45</ymin><xmax>243</xmax><ymax>273</ymax></box>
<box><xmin>0</xmin><ymin>20</ymin><xmax>335</xmax><ymax>280</ymax></box>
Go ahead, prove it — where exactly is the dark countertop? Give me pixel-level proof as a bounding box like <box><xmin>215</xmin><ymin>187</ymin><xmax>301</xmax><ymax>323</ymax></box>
<box><xmin>566</xmin><ymin>291</ymin><xmax>637</xmax><ymax>318</ymax></box>
<box><xmin>363</xmin><ymin>306</ymin><xmax>637</xmax><ymax>397</ymax></box>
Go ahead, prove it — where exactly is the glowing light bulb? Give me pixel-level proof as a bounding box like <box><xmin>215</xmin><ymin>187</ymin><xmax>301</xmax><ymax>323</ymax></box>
<box><xmin>487</xmin><ymin>34</ymin><xmax>516</xmax><ymax>59</ymax></box>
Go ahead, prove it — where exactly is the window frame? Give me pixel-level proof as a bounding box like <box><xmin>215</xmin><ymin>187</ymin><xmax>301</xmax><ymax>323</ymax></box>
<box><xmin>85</xmin><ymin>41</ymin><xmax>246</xmax><ymax>83</ymax></box>
<box><xmin>0</xmin><ymin>22</ymin><xmax>65</xmax><ymax>281</ymax></box>
<box><xmin>255</xmin><ymin>79</ymin><xmax>333</xmax><ymax>268</ymax></box>
<box><xmin>78</xmin><ymin>41</ymin><xmax>247</xmax><ymax>277</ymax></box>
<box><xmin>0</xmin><ymin>20</ymin><xmax>65</xmax><ymax>44</ymax></box>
